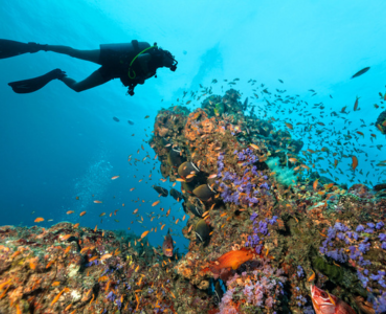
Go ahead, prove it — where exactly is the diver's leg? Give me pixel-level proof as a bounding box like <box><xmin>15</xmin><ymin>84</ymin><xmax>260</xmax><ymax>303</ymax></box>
<box><xmin>44</xmin><ymin>45</ymin><xmax>102</xmax><ymax>65</ymax></box>
<box><xmin>58</xmin><ymin>69</ymin><xmax>109</xmax><ymax>92</ymax></box>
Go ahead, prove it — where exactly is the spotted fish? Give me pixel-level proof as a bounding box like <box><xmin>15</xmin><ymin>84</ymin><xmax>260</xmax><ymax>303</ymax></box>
<box><xmin>310</xmin><ymin>284</ymin><xmax>356</xmax><ymax>314</ymax></box>
<box><xmin>162</xmin><ymin>229</ymin><xmax>174</xmax><ymax>257</ymax></box>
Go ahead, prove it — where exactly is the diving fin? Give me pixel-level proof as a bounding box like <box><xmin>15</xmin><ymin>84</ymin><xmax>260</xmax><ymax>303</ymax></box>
<box><xmin>0</xmin><ymin>39</ymin><xmax>47</xmax><ymax>59</ymax></box>
<box><xmin>8</xmin><ymin>69</ymin><xmax>66</xmax><ymax>94</ymax></box>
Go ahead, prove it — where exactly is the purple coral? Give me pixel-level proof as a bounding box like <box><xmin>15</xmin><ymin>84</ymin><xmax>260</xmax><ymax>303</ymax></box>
<box><xmin>115</xmin><ymin>298</ymin><xmax>122</xmax><ymax>310</ymax></box>
<box><xmin>297</xmin><ymin>266</ymin><xmax>304</xmax><ymax>278</ymax></box>
<box><xmin>246</xmin><ymin>214</ymin><xmax>271</xmax><ymax>254</ymax></box>
<box><xmin>318</xmin><ymin>221</ymin><xmax>384</xmax><ymax>287</ymax></box>
<box><xmin>379</xmin><ymin>233</ymin><xmax>386</xmax><ymax>242</ymax></box>
<box><xmin>357</xmin><ymin>270</ymin><xmax>369</xmax><ymax>287</ymax></box>
<box><xmin>371</xmin><ymin>291</ymin><xmax>386</xmax><ymax>313</ymax></box>
<box><xmin>86</xmin><ymin>259</ymin><xmax>99</xmax><ymax>267</ymax></box>
<box><xmin>250</xmin><ymin>212</ymin><xmax>258</xmax><ymax>221</ymax></box>
<box><xmin>106</xmin><ymin>291</ymin><xmax>116</xmax><ymax>302</ymax></box>
<box><xmin>326</xmin><ymin>249</ymin><xmax>348</xmax><ymax>263</ymax></box>
<box><xmin>217</xmin><ymin>152</ymin><xmax>225</xmax><ymax>173</ymax></box>
<box><xmin>367</xmin><ymin>222</ymin><xmax>375</xmax><ymax>229</ymax></box>
<box><xmin>217</xmin><ymin>150</ymin><xmax>271</xmax><ymax>207</ymax></box>
<box><xmin>335</xmin><ymin>222</ymin><xmax>350</xmax><ymax>232</ymax></box>
<box><xmin>303</xmin><ymin>306</ymin><xmax>316</xmax><ymax>314</ymax></box>
<box><xmin>235</xmin><ymin>148</ymin><xmax>259</xmax><ymax>166</ymax></box>
<box><xmin>358</xmin><ymin>241</ymin><xmax>370</xmax><ymax>254</ymax></box>
<box><xmin>257</xmin><ymin>221</ymin><xmax>269</xmax><ymax>235</ymax></box>
<box><xmin>266</xmin><ymin>216</ymin><xmax>278</xmax><ymax>225</ymax></box>
<box><xmin>356</xmin><ymin>225</ymin><xmax>365</xmax><ymax>232</ymax></box>
<box><xmin>370</xmin><ymin>270</ymin><xmax>386</xmax><ymax>288</ymax></box>
<box><xmin>251</xmin><ymin>166</ymin><xmax>259</xmax><ymax>176</ymax></box>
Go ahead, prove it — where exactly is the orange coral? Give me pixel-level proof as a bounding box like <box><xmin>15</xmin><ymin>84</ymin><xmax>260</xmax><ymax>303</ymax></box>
<box><xmin>202</xmin><ymin>118</ymin><xmax>216</xmax><ymax>134</ymax></box>
<box><xmin>158</xmin><ymin>127</ymin><xmax>169</xmax><ymax>137</ymax></box>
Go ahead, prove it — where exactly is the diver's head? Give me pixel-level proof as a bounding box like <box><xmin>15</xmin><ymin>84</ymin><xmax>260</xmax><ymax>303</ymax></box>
<box><xmin>159</xmin><ymin>48</ymin><xmax>178</xmax><ymax>71</ymax></box>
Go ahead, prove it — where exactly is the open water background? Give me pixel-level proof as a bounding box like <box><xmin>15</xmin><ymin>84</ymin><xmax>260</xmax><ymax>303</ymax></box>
<box><xmin>1</xmin><ymin>0</ymin><xmax>386</xmax><ymax>251</ymax></box>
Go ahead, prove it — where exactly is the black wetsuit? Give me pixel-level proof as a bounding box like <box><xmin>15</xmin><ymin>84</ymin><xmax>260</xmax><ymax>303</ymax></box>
<box><xmin>98</xmin><ymin>40</ymin><xmax>161</xmax><ymax>87</ymax></box>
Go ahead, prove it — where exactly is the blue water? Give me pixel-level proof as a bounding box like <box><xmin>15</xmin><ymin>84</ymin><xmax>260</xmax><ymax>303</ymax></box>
<box><xmin>1</xmin><ymin>0</ymin><xmax>386</xmax><ymax>252</ymax></box>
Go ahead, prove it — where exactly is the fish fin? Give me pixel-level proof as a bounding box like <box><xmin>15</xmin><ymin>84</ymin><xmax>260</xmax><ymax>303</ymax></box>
<box><xmin>327</xmin><ymin>293</ymin><xmax>336</xmax><ymax>306</ymax></box>
<box><xmin>311</xmin><ymin>298</ymin><xmax>320</xmax><ymax>312</ymax></box>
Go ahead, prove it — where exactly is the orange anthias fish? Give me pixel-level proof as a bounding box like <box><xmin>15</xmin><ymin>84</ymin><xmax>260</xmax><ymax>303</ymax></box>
<box><xmin>140</xmin><ymin>230</ymin><xmax>150</xmax><ymax>240</ymax></box>
<box><xmin>285</xmin><ymin>122</ymin><xmax>293</xmax><ymax>130</ymax></box>
<box><xmin>353</xmin><ymin>96</ymin><xmax>360</xmax><ymax>111</ymax></box>
<box><xmin>351</xmin><ymin>156</ymin><xmax>358</xmax><ymax>171</ymax></box>
<box><xmin>162</xmin><ymin>229</ymin><xmax>174</xmax><ymax>257</ymax></box>
<box><xmin>204</xmin><ymin>248</ymin><xmax>257</xmax><ymax>273</ymax></box>
<box><xmin>310</xmin><ymin>284</ymin><xmax>356</xmax><ymax>314</ymax></box>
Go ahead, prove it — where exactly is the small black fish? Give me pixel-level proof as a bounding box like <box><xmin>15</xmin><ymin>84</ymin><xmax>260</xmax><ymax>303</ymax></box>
<box><xmin>351</xmin><ymin>67</ymin><xmax>370</xmax><ymax>79</ymax></box>
<box><xmin>374</xmin><ymin>184</ymin><xmax>386</xmax><ymax>191</ymax></box>
<box><xmin>153</xmin><ymin>185</ymin><xmax>168</xmax><ymax>197</ymax></box>
<box><xmin>195</xmin><ymin>219</ymin><xmax>210</xmax><ymax>245</ymax></box>
<box><xmin>182</xmin><ymin>202</ymin><xmax>188</xmax><ymax>214</ymax></box>
<box><xmin>127</xmin><ymin>119</ymin><xmax>134</xmax><ymax>125</ymax></box>
<box><xmin>243</xmin><ymin>97</ymin><xmax>248</xmax><ymax>110</ymax></box>
<box><xmin>170</xmin><ymin>188</ymin><xmax>183</xmax><ymax>201</ymax></box>
<box><xmin>113</xmin><ymin>117</ymin><xmax>120</xmax><ymax>122</ymax></box>
<box><xmin>278</xmin><ymin>79</ymin><xmax>283</xmax><ymax>83</ymax></box>
<box><xmin>186</xmin><ymin>200</ymin><xmax>203</xmax><ymax>218</ymax></box>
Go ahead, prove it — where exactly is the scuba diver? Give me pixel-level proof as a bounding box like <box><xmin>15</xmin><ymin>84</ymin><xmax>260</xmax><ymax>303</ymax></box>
<box><xmin>0</xmin><ymin>39</ymin><xmax>177</xmax><ymax>95</ymax></box>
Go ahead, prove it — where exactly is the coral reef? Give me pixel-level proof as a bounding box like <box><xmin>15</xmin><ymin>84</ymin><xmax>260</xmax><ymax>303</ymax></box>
<box><xmin>0</xmin><ymin>223</ymin><xmax>214</xmax><ymax>313</ymax></box>
<box><xmin>150</xmin><ymin>89</ymin><xmax>386</xmax><ymax>313</ymax></box>
<box><xmin>1</xmin><ymin>88</ymin><xmax>386</xmax><ymax>313</ymax></box>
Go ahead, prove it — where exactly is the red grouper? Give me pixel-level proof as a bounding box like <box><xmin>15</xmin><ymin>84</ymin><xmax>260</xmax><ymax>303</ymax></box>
<box><xmin>162</xmin><ymin>229</ymin><xmax>174</xmax><ymax>257</ymax></box>
<box><xmin>310</xmin><ymin>284</ymin><xmax>357</xmax><ymax>314</ymax></box>
<box><xmin>202</xmin><ymin>247</ymin><xmax>259</xmax><ymax>278</ymax></box>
